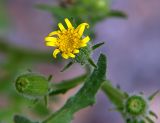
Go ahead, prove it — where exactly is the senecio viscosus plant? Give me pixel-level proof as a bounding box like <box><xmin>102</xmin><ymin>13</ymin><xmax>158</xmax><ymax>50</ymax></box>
<box><xmin>14</xmin><ymin>18</ymin><xmax>158</xmax><ymax>123</ymax></box>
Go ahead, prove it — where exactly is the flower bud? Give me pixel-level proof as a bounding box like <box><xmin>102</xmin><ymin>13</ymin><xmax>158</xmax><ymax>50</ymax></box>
<box><xmin>125</xmin><ymin>95</ymin><xmax>147</xmax><ymax>116</ymax></box>
<box><xmin>123</xmin><ymin>94</ymin><xmax>157</xmax><ymax>123</ymax></box>
<box><xmin>15</xmin><ymin>73</ymin><xmax>49</xmax><ymax>98</ymax></box>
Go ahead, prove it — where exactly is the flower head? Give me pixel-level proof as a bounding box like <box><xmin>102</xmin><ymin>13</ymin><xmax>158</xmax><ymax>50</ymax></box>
<box><xmin>45</xmin><ymin>18</ymin><xmax>90</xmax><ymax>59</ymax></box>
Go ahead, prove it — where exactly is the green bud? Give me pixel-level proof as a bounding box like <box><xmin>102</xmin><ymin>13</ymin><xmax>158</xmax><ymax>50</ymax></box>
<box><xmin>103</xmin><ymin>82</ymin><xmax>158</xmax><ymax>123</ymax></box>
<box><xmin>122</xmin><ymin>94</ymin><xmax>158</xmax><ymax>123</ymax></box>
<box><xmin>125</xmin><ymin>95</ymin><xmax>147</xmax><ymax>116</ymax></box>
<box><xmin>15</xmin><ymin>73</ymin><xmax>49</xmax><ymax>98</ymax></box>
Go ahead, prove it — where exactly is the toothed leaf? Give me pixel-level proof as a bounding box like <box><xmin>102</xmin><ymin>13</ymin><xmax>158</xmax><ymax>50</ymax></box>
<box><xmin>43</xmin><ymin>54</ymin><xmax>107</xmax><ymax>123</ymax></box>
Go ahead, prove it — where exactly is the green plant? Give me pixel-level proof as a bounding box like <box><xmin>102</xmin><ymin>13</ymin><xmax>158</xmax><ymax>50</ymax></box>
<box><xmin>0</xmin><ymin>0</ymin><xmax>158</xmax><ymax>123</ymax></box>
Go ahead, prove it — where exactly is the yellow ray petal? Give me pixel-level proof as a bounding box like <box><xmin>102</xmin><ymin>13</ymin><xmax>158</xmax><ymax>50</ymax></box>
<box><xmin>76</xmin><ymin>23</ymin><xmax>89</xmax><ymax>37</ymax></box>
<box><xmin>45</xmin><ymin>37</ymin><xmax>57</xmax><ymax>42</ymax></box>
<box><xmin>65</xmin><ymin>18</ymin><xmax>73</xmax><ymax>29</ymax></box>
<box><xmin>80</xmin><ymin>43</ymin><xmax>87</xmax><ymax>47</ymax></box>
<box><xmin>48</xmin><ymin>31</ymin><xmax>59</xmax><ymax>36</ymax></box>
<box><xmin>45</xmin><ymin>37</ymin><xmax>57</xmax><ymax>46</ymax></box>
<box><xmin>46</xmin><ymin>41</ymin><xmax>57</xmax><ymax>47</ymax></box>
<box><xmin>82</xmin><ymin>36</ymin><xmax>90</xmax><ymax>44</ymax></box>
<box><xmin>53</xmin><ymin>49</ymin><xmax>60</xmax><ymax>58</ymax></box>
<box><xmin>58</xmin><ymin>23</ymin><xmax>65</xmax><ymax>31</ymax></box>
<box><xmin>68</xmin><ymin>53</ymin><xmax>75</xmax><ymax>58</ymax></box>
<box><xmin>62</xmin><ymin>53</ymin><xmax>69</xmax><ymax>59</ymax></box>
<box><xmin>73</xmin><ymin>49</ymin><xmax>79</xmax><ymax>54</ymax></box>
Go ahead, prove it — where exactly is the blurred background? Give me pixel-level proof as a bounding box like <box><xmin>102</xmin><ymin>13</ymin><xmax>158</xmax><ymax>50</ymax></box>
<box><xmin>0</xmin><ymin>0</ymin><xmax>160</xmax><ymax>123</ymax></box>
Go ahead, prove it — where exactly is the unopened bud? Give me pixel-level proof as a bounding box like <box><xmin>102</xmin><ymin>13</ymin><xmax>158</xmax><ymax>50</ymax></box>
<box><xmin>125</xmin><ymin>95</ymin><xmax>147</xmax><ymax>116</ymax></box>
<box><xmin>15</xmin><ymin>73</ymin><xmax>49</xmax><ymax>98</ymax></box>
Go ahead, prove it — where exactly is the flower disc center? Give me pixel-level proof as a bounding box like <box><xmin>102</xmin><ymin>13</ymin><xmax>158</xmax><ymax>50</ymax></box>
<box><xmin>15</xmin><ymin>78</ymin><xmax>29</xmax><ymax>93</ymax></box>
<box><xmin>58</xmin><ymin>29</ymin><xmax>80</xmax><ymax>53</ymax></box>
<box><xmin>126</xmin><ymin>95</ymin><xmax>147</xmax><ymax>116</ymax></box>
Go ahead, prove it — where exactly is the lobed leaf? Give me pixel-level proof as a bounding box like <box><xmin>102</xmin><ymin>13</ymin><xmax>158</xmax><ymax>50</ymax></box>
<box><xmin>43</xmin><ymin>54</ymin><xmax>107</xmax><ymax>123</ymax></box>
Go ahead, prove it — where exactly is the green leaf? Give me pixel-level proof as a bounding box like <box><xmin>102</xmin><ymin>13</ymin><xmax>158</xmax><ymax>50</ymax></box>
<box><xmin>107</xmin><ymin>10</ymin><xmax>127</xmax><ymax>18</ymax></box>
<box><xmin>43</xmin><ymin>54</ymin><xmax>107</xmax><ymax>123</ymax></box>
<box><xmin>92</xmin><ymin>42</ymin><xmax>105</xmax><ymax>50</ymax></box>
<box><xmin>31</xmin><ymin>102</ymin><xmax>51</xmax><ymax>116</ymax></box>
<box><xmin>49</xmin><ymin>74</ymin><xmax>87</xmax><ymax>95</ymax></box>
<box><xmin>14</xmin><ymin>115</ymin><xmax>38</xmax><ymax>123</ymax></box>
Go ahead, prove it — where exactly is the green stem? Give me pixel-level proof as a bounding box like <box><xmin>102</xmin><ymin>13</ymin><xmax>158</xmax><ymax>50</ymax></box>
<box><xmin>102</xmin><ymin>81</ymin><xmax>127</xmax><ymax>108</ymax></box>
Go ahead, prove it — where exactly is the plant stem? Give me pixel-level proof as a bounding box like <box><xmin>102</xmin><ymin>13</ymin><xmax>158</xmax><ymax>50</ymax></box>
<box><xmin>102</xmin><ymin>81</ymin><xmax>126</xmax><ymax>108</ymax></box>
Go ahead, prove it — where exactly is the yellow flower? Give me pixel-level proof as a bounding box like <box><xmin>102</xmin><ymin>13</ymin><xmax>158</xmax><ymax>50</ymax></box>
<box><xmin>45</xmin><ymin>18</ymin><xmax>90</xmax><ymax>59</ymax></box>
